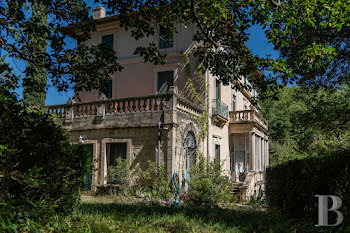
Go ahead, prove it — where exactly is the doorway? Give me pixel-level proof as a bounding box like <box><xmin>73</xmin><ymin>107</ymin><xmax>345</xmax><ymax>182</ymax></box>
<box><xmin>235</xmin><ymin>150</ymin><xmax>246</xmax><ymax>182</ymax></box>
<box><xmin>185</xmin><ymin>131</ymin><xmax>196</xmax><ymax>192</ymax></box>
<box><xmin>81</xmin><ymin>144</ymin><xmax>94</xmax><ymax>191</ymax></box>
<box><xmin>107</xmin><ymin>143</ymin><xmax>127</xmax><ymax>184</ymax></box>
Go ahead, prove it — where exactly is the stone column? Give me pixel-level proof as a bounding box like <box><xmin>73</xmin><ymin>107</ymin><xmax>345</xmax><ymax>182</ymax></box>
<box><xmin>250</xmin><ymin>132</ymin><xmax>255</xmax><ymax>171</ymax></box>
<box><xmin>166</xmin><ymin>86</ymin><xmax>177</xmax><ymax>180</ymax></box>
<box><xmin>262</xmin><ymin>139</ymin><xmax>265</xmax><ymax>171</ymax></box>
<box><xmin>258</xmin><ymin>136</ymin><xmax>261</xmax><ymax>171</ymax></box>
<box><xmin>100</xmin><ymin>140</ymin><xmax>108</xmax><ymax>185</ymax></box>
<box><xmin>266</xmin><ymin>140</ymin><xmax>269</xmax><ymax>168</ymax></box>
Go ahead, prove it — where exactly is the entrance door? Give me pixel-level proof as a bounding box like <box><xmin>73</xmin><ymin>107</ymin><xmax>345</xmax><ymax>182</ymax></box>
<box><xmin>82</xmin><ymin>144</ymin><xmax>94</xmax><ymax>191</ymax></box>
<box><xmin>185</xmin><ymin>132</ymin><xmax>196</xmax><ymax>192</ymax></box>
<box><xmin>235</xmin><ymin>150</ymin><xmax>245</xmax><ymax>182</ymax></box>
<box><xmin>107</xmin><ymin>143</ymin><xmax>127</xmax><ymax>184</ymax></box>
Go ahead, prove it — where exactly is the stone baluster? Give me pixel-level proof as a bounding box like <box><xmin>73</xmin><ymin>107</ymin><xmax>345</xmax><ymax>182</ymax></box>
<box><xmin>65</xmin><ymin>98</ymin><xmax>75</xmax><ymax>121</ymax></box>
<box><xmin>97</xmin><ymin>93</ymin><xmax>107</xmax><ymax>117</ymax></box>
<box><xmin>132</xmin><ymin>98</ymin><xmax>136</xmax><ymax>112</ymax></box>
<box><xmin>137</xmin><ymin>98</ymin><xmax>141</xmax><ymax>112</ymax></box>
<box><xmin>143</xmin><ymin>99</ymin><xmax>147</xmax><ymax>111</ymax></box>
<box><xmin>148</xmin><ymin>98</ymin><xmax>153</xmax><ymax>111</ymax></box>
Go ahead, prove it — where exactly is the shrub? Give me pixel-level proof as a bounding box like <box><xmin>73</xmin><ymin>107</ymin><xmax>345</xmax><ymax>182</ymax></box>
<box><xmin>107</xmin><ymin>159</ymin><xmax>172</xmax><ymax>199</ymax></box>
<box><xmin>185</xmin><ymin>156</ymin><xmax>233</xmax><ymax>207</ymax></box>
<box><xmin>266</xmin><ymin>149</ymin><xmax>350</xmax><ymax>223</ymax></box>
<box><xmin>0</xmin><ymin>90</ymin><xmax>87</xmax><ymax>230</ymax></box>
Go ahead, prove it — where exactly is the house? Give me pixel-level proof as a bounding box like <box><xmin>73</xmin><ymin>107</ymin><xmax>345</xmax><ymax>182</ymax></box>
<box><xmin>46</xmin><ymin>6</ymin><xmax>269</xmax><ymax>200</ymax></box>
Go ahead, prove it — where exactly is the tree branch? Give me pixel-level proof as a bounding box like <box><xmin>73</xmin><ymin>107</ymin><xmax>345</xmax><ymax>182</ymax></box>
<box><xmin>271</xmin><ymin>0</ymin><xmax>283</xmax><ymax>7</ymax></box>
<box><xmin>190</xmin><ymin>0</ymin><xmax>219</xmax><ymax>47</ymax></box>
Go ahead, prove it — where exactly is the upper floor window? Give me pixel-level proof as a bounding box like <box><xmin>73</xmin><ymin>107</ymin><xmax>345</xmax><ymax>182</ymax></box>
<box><xmin>215</xmin><ymin>79</ymin><xmax>221</xmax><ymax>100</ymax></box>
<box><xmin>159</xmin><ymin>26</ymin><xmax>173</xmax><ymax>49</ymax></box>
<box><xmin>102</xmin><ymin>34</ymin><xmax>114</xmax><ymax>49</ymax></box>
<box><xmin>232</xmin><ymin>94</ymin><xmax>236</xmax><ymax>111</ymax></box>
<box><xmin>157</xmin><ymin>71</ymin><xmax>174</xmax><ymax>94</ymax></box>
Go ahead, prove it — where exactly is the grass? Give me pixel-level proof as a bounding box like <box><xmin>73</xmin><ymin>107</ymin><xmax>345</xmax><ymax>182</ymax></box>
<box><xmin>51</xmin><ymin>195</ymin><xmax>345</xmax><ymax>233</ymax></box>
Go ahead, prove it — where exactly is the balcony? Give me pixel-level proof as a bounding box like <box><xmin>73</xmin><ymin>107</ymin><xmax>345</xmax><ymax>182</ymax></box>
<box><xmin>211</xmin><ymin>99</ymin><xmax>228</xmax><ymax>127</ymax></box>
<box><xmin>229</xmin><ymin>109</ymin><xmax>268</xmax><ymax>133</ymax></box>
<box><xmin>45</xmin><ymin>90</ymin><xmax>203</xmax><ymax>131</ymax></box>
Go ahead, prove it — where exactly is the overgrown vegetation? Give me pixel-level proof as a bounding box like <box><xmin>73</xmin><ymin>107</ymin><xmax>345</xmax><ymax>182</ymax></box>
<box><xmin>266</xmin><ymin>149</ymin><xmax>350</xmax><ymax>225</ymax></box>
<box><xmin>0</xmin><ymin>89</ymin><xmax>88</xmax><ymax>232</ymax></box>
<box><xmin>48</xmin><ymin>195</ymin><xmax>347</xmax><ymax>233</ymax></box>
<box><xmin>185</xmin><ymin>156</ymin><xmax>233</xmax><ymax>207</ymax></box>
<box><xmin>107</xmin><ymin>159</ymin><xmax>172</xmax><ymax>200</ymax></box>
<box><xmin>261</xmin><ymin>85</ymin><xmax>350</xmax><ymax>165</ymax></box>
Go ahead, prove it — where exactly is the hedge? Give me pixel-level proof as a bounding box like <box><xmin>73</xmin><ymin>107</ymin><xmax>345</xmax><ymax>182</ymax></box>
<box><xmin>266</xmin><ymin>150</ymin><xmax>350</xmax><ymax>224</ymax></box>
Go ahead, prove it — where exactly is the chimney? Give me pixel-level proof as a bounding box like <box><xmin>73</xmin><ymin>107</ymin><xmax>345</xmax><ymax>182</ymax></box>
<box><xmin>92</xmin><ymin>6</ymin><xmax>106</xmax><ymax>20</ymax></box>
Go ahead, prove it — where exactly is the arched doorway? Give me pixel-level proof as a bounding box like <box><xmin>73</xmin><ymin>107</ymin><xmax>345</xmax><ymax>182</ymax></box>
<box><xmin>185</xmin><ymin>131</ymin><xmax>196</xmax><ymax>192</ymax></box>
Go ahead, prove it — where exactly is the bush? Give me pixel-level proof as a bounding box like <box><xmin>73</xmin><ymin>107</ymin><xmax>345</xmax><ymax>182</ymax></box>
<box><xmin>266</xmin><ymin>149</ymin><xmax>350</xmax><ymax>223</ymax></box>
<box><xmin>107</xmin><ymin>159</ymin><xmax>172</xmax><ymax>199</ymax></box>
<box><xmin>0</xmin><ymin>90</ymin><xmax>87</xmax><ymax>230</ymax></box>
<box><xmin>185</xmin><ymin>156</ymin><xmax>233</xmax><ymax>207</ymax></box>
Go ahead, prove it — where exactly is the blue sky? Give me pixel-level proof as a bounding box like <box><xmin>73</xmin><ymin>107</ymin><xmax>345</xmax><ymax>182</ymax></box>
<box><xmin>8</xmin><ymin>2</ymin><xmax>279</xmax><ymax>106</ymax></box>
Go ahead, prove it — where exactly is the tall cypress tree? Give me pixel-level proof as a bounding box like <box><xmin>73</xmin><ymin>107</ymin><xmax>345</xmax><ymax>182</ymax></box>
<box><xmin>22</xmin><ymin>1</ymin><xmax>48</xmax><ymax>108</ymax></box>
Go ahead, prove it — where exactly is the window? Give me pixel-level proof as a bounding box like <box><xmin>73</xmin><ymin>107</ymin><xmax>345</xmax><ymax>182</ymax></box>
<box><xmin>107</xmin><ymin>142</ymin><xmax>127</xmax><ymax>184</ymax></box>
<box><xmin>215</xmin><ymin>79</ymin><xmax>221</xmax><ymax>100</ymax></box>
<box><xmin>159</xmin><ymin>26</ymin><xmax>173</xmax><ymax>49</ymax></box>
<box><xmin>232</xmin><ymin>94</ymin><xmax>236</xmax><ymax>111</ymax></box>
<box><xmin>157</xmin><ymin>71</ymin><xmax>174</xmax><ymax>93</ymax></box>
<box><xmin>102</xmin><ymin>34</ymin><xmax>113</xmax><ymax>48</ymax></box>
<box><xmin>81</xmin><ymin>144</ymin><xmax>93</xmax><ymax>191</ymax></box>
<box><xmin>215</xmin><ymin>144</ymin><xmax>220</xmax><ymax>162</ymax></box>
<box><xmin>108</xmin><ymin>143</ymin><xmax>127</xmax><ymax>167</ymax></box>
<box><xmin>100</xmin><ymin>34</ymin><xmax>114</xmax><ymax>98</ymax></box>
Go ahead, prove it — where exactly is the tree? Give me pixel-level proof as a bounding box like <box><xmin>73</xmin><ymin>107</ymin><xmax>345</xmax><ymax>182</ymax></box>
<box><xmin>0</xmin><ymin>0</ymin><xmax>122</xmax><ymax>101</ymax></box>
<box><xmin>2</xmin><ymin>1</ymin><xmax>348</xmax><ymax>103</ymax></box>
<box><xmin>260</xmin><ymin>85</ymin><xmax>350</xmax><ymax>164</ymax></box>
<box><xmin>96</xmin><ymin>0</ymin><xmax>349</xmax><ymax>92</ymax></box>
<box><xmin>255</xmin><ymin>0</ymin><xmax>350</xmax><ymax>87</ymax></box>
<box><xmin>0</xmin><ymin>86</ymin><xmax>88</xmax><ymax>231</ymax></box>
<box><xmin>22</xmin><ymin>1</ymin><xmax>48</xmax><ymax>107</ymax></box>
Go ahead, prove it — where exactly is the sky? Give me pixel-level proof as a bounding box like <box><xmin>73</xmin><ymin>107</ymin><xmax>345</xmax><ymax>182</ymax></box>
<box><xmin>7</xmin><ymin>2</ymin><xmax>279</xmax><ymax>106</ymax></box>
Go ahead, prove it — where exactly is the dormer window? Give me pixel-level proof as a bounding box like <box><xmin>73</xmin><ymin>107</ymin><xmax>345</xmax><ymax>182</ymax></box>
<box><xmin>159</xmin><ymin>26</ymin><xmax>173</xmax><ymax>49</ymax></box>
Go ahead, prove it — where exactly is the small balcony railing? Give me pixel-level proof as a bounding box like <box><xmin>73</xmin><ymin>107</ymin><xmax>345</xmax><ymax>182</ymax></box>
<box><xmin>212</xmin><ymin>99</ymin><xmax>228</xmax><ymax>119</ymax></box>
<box><xmin>230</xmin><ymin>109</ymin><xmax>268</xmax><ymax>130</ymax></box>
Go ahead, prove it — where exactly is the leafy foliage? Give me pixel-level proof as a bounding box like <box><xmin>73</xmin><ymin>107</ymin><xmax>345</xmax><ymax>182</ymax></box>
<box><xmin>107</xmin><ymin>159</ymin><xmax>172</xmax><ymax>200</ymax></box>
<box><xmin>0</xmin><ymin>0</ymin><xmax>122</xmax><ymax>96</ymax></box>
<box><xmin>0</xmin><ymin>88</ymin><xmax>87</xmax><ymax>231</ymax></box>
<box><xmin>266</xmin><ymin>149</ymin><xmax>350</xmax><ymax>223</ymax></box>
<box><xmin>97</xmin><ymin>0</ymin><xmax>349</xmax><ymax>91</ymax></box>
<box><xmin>261</xmin><ymin>85</ymin><xmax>350</xmax><ymax>165</ymax></box>
<box><xmin>254</xmin><ymin>0</ymin><xmax>350</xmax><ymax>87</ymax></box>
<box><xmin>185</xmin><ymin>156</ymin><xmax>233</xmax><ymax>207</ymax></box>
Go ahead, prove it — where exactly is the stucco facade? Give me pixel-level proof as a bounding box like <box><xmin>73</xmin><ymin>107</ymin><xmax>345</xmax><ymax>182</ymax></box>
<box><xmin>47</xmin><ymin>7</ymin><xmax>269</xmax><ymax>200</ymax></box>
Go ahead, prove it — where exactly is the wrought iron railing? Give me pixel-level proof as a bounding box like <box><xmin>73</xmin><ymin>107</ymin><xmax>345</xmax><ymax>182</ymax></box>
<box><xmin>212</xmin><ymin>99</ymin><xmax>228</xmax><ymax>119</ymax></box>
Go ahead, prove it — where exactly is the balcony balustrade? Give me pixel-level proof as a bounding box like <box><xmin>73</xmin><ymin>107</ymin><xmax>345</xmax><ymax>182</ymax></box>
<box><xmin>230</xmin><ymin>109</ymin><xmax>268</xmax><ymax>130</ymax></box>
<box><xmin>45</xmin><ymin>92</ymin><xmax>203</xmax><ymax>123</ymax></box>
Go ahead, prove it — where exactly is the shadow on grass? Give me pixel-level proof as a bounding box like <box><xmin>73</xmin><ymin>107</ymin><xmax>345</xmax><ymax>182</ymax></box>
<box><xmin>77</xmin><ymin>201</ymin><xmax>333</xmax><ymax>233</ymax></box>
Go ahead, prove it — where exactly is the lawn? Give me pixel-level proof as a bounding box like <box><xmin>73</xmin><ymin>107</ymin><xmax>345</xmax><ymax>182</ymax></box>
<box><xmin>49</xmin><ymin>195</ymin><xmax>342</xmax><ymax>233</ymax></box>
